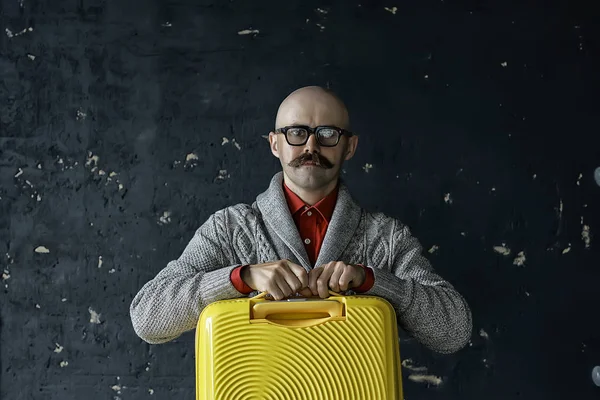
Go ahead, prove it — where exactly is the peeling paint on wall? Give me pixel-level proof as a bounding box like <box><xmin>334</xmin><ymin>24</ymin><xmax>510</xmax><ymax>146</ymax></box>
<box><xmin>493</xmin><ymin>245</ymin><xmax>511</xmax><ymax>256</ymax></box>
<box><xmin>186</xmin><ymin>153</ymin><xmax>198</xmax><ymax>162</ymax></box>
<box><xmin>5</xmin><ymin>26</ymin><xmax>33</xmax><ymax>38</ymax></box>
<box><xmin>408</xmin><ymin>374</ymin><xmax>443</xmax><ymax>386</ymax></box>
<box><xmin>214</xmin><ymin>169</ymin><xmax>231</xmax><ymax>183</ymax></box>
<box><xmin>513</xmin><ymin>251</ymin><xmax>526</xmax><ymax>266</ymax></box>
<box><xmin>582</xmin><ymin>224</ymin><xmax>591</xmax><ymax>248</ymax></box>
<box><xmin>89</xmin><ymin>308</ymin><xmax>101</xmax><ymax>324</ymax></box>
<box><xmin>401</xmin><ymin>358</ymin><xmax>428</xmax><ymax>372</ymax></box>
<box><xmin>238</xmin><ymin>29</ymin><xmax>259</xmax><ymax>35</ymax></box>
<box><xmin>34</xmin><ymin>246</ymin><xmax>50</xmax><ymax>253</ymax></box>
<box><xmin>158</xmin><ymin>211</ymin><xmax>172</xmax><ymax>225</ymax></box>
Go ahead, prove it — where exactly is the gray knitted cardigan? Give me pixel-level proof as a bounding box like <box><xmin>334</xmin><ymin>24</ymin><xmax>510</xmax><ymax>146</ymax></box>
<box><xmin>130</xmin><ymin>171</ymin><xmax>472</xmax><ymax>354</ymax></box>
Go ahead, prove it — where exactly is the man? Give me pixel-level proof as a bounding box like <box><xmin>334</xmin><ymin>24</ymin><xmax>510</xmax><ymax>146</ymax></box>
<box><xmin>130</xmin><ymin>86</ymin><xmax>472</xmax><ymax>354</ymax></box>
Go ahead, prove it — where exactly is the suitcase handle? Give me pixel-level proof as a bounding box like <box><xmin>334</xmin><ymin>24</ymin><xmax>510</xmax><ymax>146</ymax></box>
<box><xmin>249</xmin><ymin>292</ymin><xmax>346</xmax><ymax>328</ymax></box>
<box><xmin>252</xmin><ymin>290</ymin><xmax>341</xmax><ymax>300</ymax></box>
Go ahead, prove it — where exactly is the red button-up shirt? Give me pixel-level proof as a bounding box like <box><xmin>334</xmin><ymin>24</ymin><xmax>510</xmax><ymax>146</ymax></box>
<box><xmin>230</xmin><ymin>180</ymin><xmax>374</xmax><ymax>294</ymax></box>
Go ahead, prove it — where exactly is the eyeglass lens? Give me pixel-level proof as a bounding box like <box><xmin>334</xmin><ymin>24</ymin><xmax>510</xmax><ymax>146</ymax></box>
<box><xmin>287</xmin><ymin>127</ymin><xmax>339</xmax><ymax>146</ymax></box>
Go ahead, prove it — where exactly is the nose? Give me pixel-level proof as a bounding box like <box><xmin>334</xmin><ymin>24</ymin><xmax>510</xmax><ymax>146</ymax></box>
<box><xmin>303</xmin><ymin>132</ymin><xmax>321</xmax><ymax>153</ymax></box>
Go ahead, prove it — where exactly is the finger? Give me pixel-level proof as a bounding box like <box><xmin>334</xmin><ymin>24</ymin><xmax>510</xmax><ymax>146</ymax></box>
<box><xmin>317</xmin><ymin>265</ymin><xmax>335</xmax><ymax>298</ymax></box>
<box><xmin>298</xmin><ymin>287</ymin><xmax>313</xmax><ymax>297</ymax></box>
<box><xmin>267</xmin><ymin>283</ymin><xmax>284</xmax><ymax>301</ymax></box>
<box><xmin>328</xmin><ymin>263</ymin><xmax>345</xmax><ymax>292</ymax></box>
<box><xmin>339</xmin><ymin>266</ymin><xmax>355</xmax><ymax>291</ymax></box>
<box><xmin>284</xmin><ymin>261</ymin><xmax>309</xmax><ymax>291</ymax></box>
<box><xmin>308</xmin><ymin>267</ymin><xmax>323</xmax><ymax>296</ymax></box>
<box><xmin>275</xmin><ymin>275</ymin><xmax>293</xmax><ymax>300</ymax></box>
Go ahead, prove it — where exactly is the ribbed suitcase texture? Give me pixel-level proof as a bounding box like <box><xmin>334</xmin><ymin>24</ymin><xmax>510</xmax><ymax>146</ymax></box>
<box><xmin>195</xmin><ymin>292</ymin><xmax>403</xmax><ymax>400</ymax></box>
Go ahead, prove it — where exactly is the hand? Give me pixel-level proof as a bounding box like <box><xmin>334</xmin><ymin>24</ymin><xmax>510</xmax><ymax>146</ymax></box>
<box><xmin>301</xmin><ymin>261</ymin><xmax>366</xmax><ymax>298</ymax></box>
<box><xmin>241</xmin><ymin>259</ymin><xmax>309</xmax><ymax>300</ymax></box>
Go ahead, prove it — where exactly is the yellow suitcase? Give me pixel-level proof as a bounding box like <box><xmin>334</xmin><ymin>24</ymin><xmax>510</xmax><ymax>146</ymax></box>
<box><xmin>195</xmin><ymin>291</ymin><xmax>403</xmax><ymax>400</ymax></box>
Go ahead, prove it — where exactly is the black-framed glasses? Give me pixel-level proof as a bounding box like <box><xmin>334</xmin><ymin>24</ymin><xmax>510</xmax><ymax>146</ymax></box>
<box><xmin>274</xmin><ymin>125</ymin><xmax>354</xmax><ymax>147</ymax></box>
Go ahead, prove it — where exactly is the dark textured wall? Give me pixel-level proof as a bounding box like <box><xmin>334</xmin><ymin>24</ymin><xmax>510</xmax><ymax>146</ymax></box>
<box><xmin>1</xmin><ymin>0</ymin><xmax>599</xmax><ymax>399</ymax></box>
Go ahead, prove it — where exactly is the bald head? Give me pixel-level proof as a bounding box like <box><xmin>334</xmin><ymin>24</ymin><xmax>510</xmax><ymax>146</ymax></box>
<box><xmin>275</xmin><ymin>86</ymin><xmax>350</xmax><ymax>130</ymax></box>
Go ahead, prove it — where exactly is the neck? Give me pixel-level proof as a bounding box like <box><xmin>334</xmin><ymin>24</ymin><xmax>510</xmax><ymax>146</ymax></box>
<box><xmin>282</xmin><ymin>174</ymin><xmax>339</xmax><ymax>206</ymax></box>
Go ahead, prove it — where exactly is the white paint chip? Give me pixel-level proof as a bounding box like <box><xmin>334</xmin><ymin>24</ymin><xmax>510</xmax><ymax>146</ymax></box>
<box><xmin>513</xmin><ymin>251</ymin><xmax>526</xmax><ymax>266</ymax></box>
<box><xmin>35</xmin><ymin>304</ymin><xmax>41</xmax><ymax>309</ymax></box>
<box><xmin>362</xmin><ymin>163</ymin><xmax>373</xmax><ymax>173</ymax></box>
<box><xmin>54</xmin><ymin>343</ymin><xmax>64</xmax><ymax>353</ymax></box>
<box><xmin>215</xmin><ymin>169</ymin><xmax>231</xmax><ymax>182</ymax></box>
<box><xmin>401</xmin><ymin>359</ymin><xmax>428</xmax><ymax>372</ymax></box>
<box><xmin>238</xmin><ymin>29</ymin><xmax>259</xmax><ymax>35</ymax></box>
<box><xmin>158</xmin><ymin>211</ymin><xmax>172</xmax><ymax>225</ymax></box>
<box><xmin>108</xmin><ymin>268</ymin><xmax>116</xmax><ymax>274</ymax></box>
<box><xmin>480</xmin><ymin>329</ymin><xmax>489</xmax><ymax>339</ymax></box>
<box><xmin>98</xmin><ymin>256</ymin><xmax>103</xmax><ymax>268</ymax></box>
<box><xmin>35</xmin><ymin>246</ymin><xmax>50</xmax><ymax>253</ymax></box>
<box><xmin>89</xmin><ymin>307</ymin><xmax>101</xmax><ymax>324</ymax></box>
<box><xmin>161</xmin><ymin>22</ymin><xmax>172</xmax><ymax>27</ymax></box>
<box><xmin>443</xmin><ymin>193</ymin><xmax>453</xmax><ymax>204</ymax></box>
<box><xmin>85</xmin><ymin>152</ymin><xmax>99</xmax><ymax>167</ymax></box>
<box><xmin>428</xmin><ymin>245</ymin><xmax>439</xmax><ymax>254</ymax></box>
<box><xmin>316</xmin><ymin>8</ymin><xmax>328</xmax><ymax>14</ymax></box>
<box><xmin>60</xmin><ymin>361</ymin><xmax>69</xmax><ymax>368</ymax></box>
<box><xmin>185</xmin><ymin>153</ymin><xmax>198</xmax><ymax>162</ymax></box>
<box><xmin>582</xmin><ymin>225</ymin><xmax>591</xmax><ymax>248</ymax></box>
<box><xmin>576</xmin><ymin>173</ymin><xmax>583</xmax><ymax>186</ymax></box>
<box><xmin>28</xmin><ymin>54</ymin><xmax>36</xmax><ymax>60</ymax></box>
<box><xmin>15</xmin><ymin>168</ymin><xmax>23</xmax><ymax>178</ymax></box>
<box><xmin>221</xmin><ymin>137</ymin><xmax>230</xmax><ymax>145</ymax></box>
<box><xmin>384</xmin><ymin>6</ymin><xmax>398</xmax><ymax>14</ymax></box>
<box><xmin>62</xmin><ymin>298</ymin><xmax>67</xmax><ymax>302</ymax></box>
<box><xmin>2</xmin><ymin>270</ymin><xmax>10</xmax><ymax>281</ymax></box>
<box><xmin>501</xmin><ymin>61</ymin><xmax>508</xmax><ymax>67</ymax></box>
<box><xmin>76</xmin><ymin>109</ymin><xmax>87</xmax><ymax>120</ymax></box>
<box><xmin>149</xmin><ymin>389</ymin><xmax>154</xmax><ymax>395</ymax></box>
<box><xmin>408</xmin><ymin>374</ymin><xmax>443</xmax><ymax>386</ymax></box>
<box><xmin>562</xmin><ymin>244</ymin><xmax>571</xmax><ymax>254</ymax></box>
<box><xmin>493</xmin><ymin>245</ymin><xmax>511</xmax><ymax>256</ymax></box>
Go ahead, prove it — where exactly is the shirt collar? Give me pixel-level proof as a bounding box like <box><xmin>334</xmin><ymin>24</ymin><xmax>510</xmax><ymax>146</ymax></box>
<box><xmin>282</xmin><ymin>179</ymin><xmax>339</xmax><ymax>223</ymax></box>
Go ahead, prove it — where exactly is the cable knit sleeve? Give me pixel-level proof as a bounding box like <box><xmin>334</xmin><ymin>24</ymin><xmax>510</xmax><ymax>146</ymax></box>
<box><xmin>129</xmin><ymin>210</ymin><xmax>246</xmax><ymax>344</ymax></box>
<box><xmin>362</xmin><ymin>220</ymin><xmax>473</xmax><ymax>354</ymax></box>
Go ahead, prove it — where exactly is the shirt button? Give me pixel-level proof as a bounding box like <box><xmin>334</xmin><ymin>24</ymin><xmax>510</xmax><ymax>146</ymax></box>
<box><xmin>304</xmin><ymin>238</ymin><xmax>311</xmax><ymax>245</ymax></box>
<box><xmin>306</xmin><ymin>211</ymin><xmax>312</xmax><ymax>216</ymax></box>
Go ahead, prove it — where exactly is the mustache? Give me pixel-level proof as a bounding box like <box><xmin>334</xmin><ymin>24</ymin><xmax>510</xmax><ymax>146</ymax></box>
<box><xmin>288</xmin><ymin>152</ymin><xmax>333</xmax><ymax>169</ymax></box>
